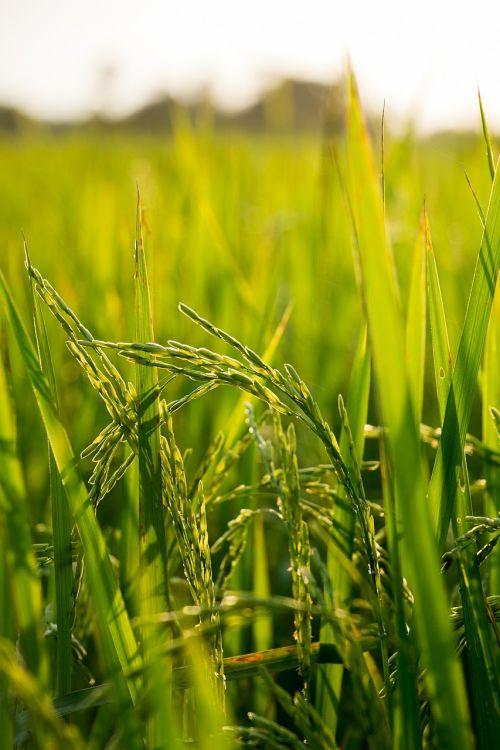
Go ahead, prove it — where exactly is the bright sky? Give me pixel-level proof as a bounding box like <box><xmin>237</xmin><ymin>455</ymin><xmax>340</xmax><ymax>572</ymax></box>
<box><xmin>1</xmin><ymin>0</ymin><xmax>499</xmax><ymax>132</ymax></box>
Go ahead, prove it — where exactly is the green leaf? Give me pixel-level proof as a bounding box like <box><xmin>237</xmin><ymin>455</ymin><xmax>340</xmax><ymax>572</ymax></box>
<box><xmin>135</xmin><ymin>191</ymin><xmax>171</xmax><ymax>748</ymax></box>
<box><xmin>316</xmin><ymin>326</ymin><xmax>371</xmax><ymax>732</ymax></box>
<box><xmin>406</xmin><ymin>207</ymin><xmax>427</xmax><ymax>421</ymax></box>
<box><xmin>478</xmin><ymin>89</ymin><xmax>496</xmax><ymax>182</ymax></box>
<box><xmin>0</xmin><ymin>512</ymin><xmax>15</xmax><ymax>747</ymax></box>
<box><xmin>426</xmin><ymin>220</ymin><xmax>500</xmax><ymax>746</ymax></box>
<box><xmin>428</xmin><ymin>160</ymin><xmax>500</xmax><ymax>547</ymax></box>
<box><xmin>183</xmin><ymin>639</ymin><xmax>229</xmax><ymax>750</ymax></box>
<box><xmin>378</xmin><ymin>434</ymin><xmax>421</xmax><ymax>750</ymax></box>
<box><xmin>483</xmin><ymin>283</ymin><xmax>499</xmax><ymax>594</ymax></box>
<box><xmin>252</xmin><ymin>512</ymin><xmax>272</xmax><ymax>653</ymax></box>
<box><xmin>0</xmin><ymin>330</ymin><xmax>48</xmax><ymax>689</ymax></box>
<box><xmin>346</xmin><ymin>72</ymin><xmax>472</xmax><ymax>750</ymax></box>
<box><xmin>426</xmin><ymin>220</ymin><xmax>453</xmax><ymax>414</ymax></box>
<box><xmin>0</xmin><ymin>269</ymin><xmax>142</xmax><ymax>718</ymax></box>
<box><xmin>27</xmin><ymin>246</ymin><xmax>74</xmax><ymax>698</ymax></box>
<box><xmin>135</xmin><ymin>192</ymin><xmax>168</xmax><ymax>611</ymax></box>
<box><xmin>0</xmin><ymin>638</ymin><xmax>83</xmax><ymax>750</ymax></box>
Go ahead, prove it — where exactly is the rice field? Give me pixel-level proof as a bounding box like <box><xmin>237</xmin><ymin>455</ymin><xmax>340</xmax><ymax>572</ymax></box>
<box><xmin>0</xmin><ymin>76</ymin><xmax>498</xmax><ymax>749</ymax></box>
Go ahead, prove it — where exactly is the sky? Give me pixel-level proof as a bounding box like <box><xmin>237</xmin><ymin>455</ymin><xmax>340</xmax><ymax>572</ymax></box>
<box><xmin>0</xmin><ymin>0</ymin><xmax>499</xmax><ymax>132</ymax></box>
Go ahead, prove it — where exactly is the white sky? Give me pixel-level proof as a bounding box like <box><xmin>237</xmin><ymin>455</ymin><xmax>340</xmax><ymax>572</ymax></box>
<box><xmin>0</xmin><ymin>0</ymin><xmax>499</xmax><ymax>131</ymax></box>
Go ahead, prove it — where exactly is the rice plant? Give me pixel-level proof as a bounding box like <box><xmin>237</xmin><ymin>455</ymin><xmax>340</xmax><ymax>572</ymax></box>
<box><xmin>0</xmin><ymin>73</ymin><xmax>498</xmax><ymax>749</ymax></box>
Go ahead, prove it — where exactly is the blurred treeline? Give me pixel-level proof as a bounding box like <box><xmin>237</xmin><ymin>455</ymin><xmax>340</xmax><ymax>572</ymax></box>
<box><xmin>0</xmin><ymin>78</ymin><xmax>345</xmax><ymax>135</ymax></box>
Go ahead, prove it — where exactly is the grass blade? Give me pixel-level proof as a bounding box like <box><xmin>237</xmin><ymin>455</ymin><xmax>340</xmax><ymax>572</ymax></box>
<box><xmin>478</xmin><ymin>89</ymin><xmax>496</xmax><ymax>182</ymax></box>
<box><xmin>483</xmin><ymin>282</ymin><xmax>499</xmax><ymax>593</ymax></box>
<box><xmin>428</xmin><ymin>161</ymin><xmax>500</xmax><ymax>547</ymax></box>
<box><xmin>135</xmin><ymin>191</ymin><xmax>168</xmax><ymax>607</ymax></box>
<box><xmin>252</xmin><ymin>511</ymin><xmax>273</xmax><ymax>653</ymax></box>
<box><xmin>183</xmin><ymin>639</ymin><xmax>230</xmax><ymax>750</ymax></box>
<box><xmin>0</xmin><ymin>490</ymin><xmax>15</xmax><ymax>748</ymax></box>
<box><xmin>121</xmin><ymin>452</ymin><xmax>140</xmax><ymax>617</ymax></box>
<box><xmin>27</xmin><ymin>247</ymin><xmax>74</xmax><ymax>697</ymax></box>
<box><xmin>316</xmin><ymin>326</ymin><xmax>370</xmax><ymax>731</ymax></box>
<box><xmin>406</xmin><ymin>207</ymin><xmax>427</xmax><ymax>421</ymax></box>
<box><xmin>0</xmin><ymin>269</ymin><xmax>142</xmax><ymax>723</ymax></box>
<box><xmin>0</xmin><ymin>330</ymin><xmax>48</xmax><ymax>689</ymax></box>
<box><xmin>0</xmin><ymin>639</ymin><xmax>83</xmax><ymax>750</ymax></box>
<box><xmin>378</xmin><ymin>434</ymin><xmax>421</xmax><ymax>750</ymax></box>
<box><xmin>426</xmin><ymin>217</ymin><xmax>500</xmax><ymax>746</ymax></box>
<box><xmin>135</xmin><ymin>191</ymin><xmax>171</xmax><ymax>748</ymax></box>
<box><xmin>346</xmin><ymin>71</ymin><xmax>472</xmax><ymax>749</ymax></box>
<box><xmin>426</xmin><ymin>221</ymin><xmax>453</xmax><ymax>411</ymax></box>
<box><xmin>392</xmin><ymin>207</ymin><xmax>428</xmax><ymax>748</ymax></box>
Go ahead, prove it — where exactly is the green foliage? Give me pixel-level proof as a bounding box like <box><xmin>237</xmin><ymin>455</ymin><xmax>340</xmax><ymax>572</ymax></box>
<box><xmin>0</xmin><ymin>74</ymin><xmax>499</xmax><ymax>749</ymax></box>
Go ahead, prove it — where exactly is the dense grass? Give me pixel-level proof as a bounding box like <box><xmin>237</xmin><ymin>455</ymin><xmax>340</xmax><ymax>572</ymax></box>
<box><xmin>0</xmin><ymin>79</ymin><xmax>499</xmax><ymax>749</ymax></box>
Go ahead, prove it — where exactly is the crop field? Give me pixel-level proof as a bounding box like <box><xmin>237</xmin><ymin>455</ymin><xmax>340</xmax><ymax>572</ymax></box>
<box><xmin>0</xmin><ymin>78</ymin><xmax>498</xmax><ymax>749</ymax></box>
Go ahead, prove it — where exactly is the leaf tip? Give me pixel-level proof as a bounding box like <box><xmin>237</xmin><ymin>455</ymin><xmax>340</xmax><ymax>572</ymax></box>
<box><xmin>22</xmin><ymin>234</ymin><xmax>32</xmax><ymax>273</ymax></box>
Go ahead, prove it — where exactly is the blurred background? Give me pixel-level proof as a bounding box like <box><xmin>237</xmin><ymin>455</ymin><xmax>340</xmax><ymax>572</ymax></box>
<box><xmin>0</xmin><ymin>0</ymin><xmax>496</xmax><ymax>533</ymax></box>
<box><xmin>1</xmin><ymin>0</ymin><xmax>500</xmax><ymax>134</ymax></box>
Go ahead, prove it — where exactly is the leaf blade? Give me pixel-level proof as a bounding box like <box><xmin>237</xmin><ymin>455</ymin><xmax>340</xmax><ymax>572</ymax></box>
<box><xmin>0</xmin><ymin>269</ymin><xmax>142</xmax><ymax>715</ymax></box>
<box><xmin>346</xmin><ymin>72</ymin><xmax>472</xmax><ymax>750</ymax></box>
